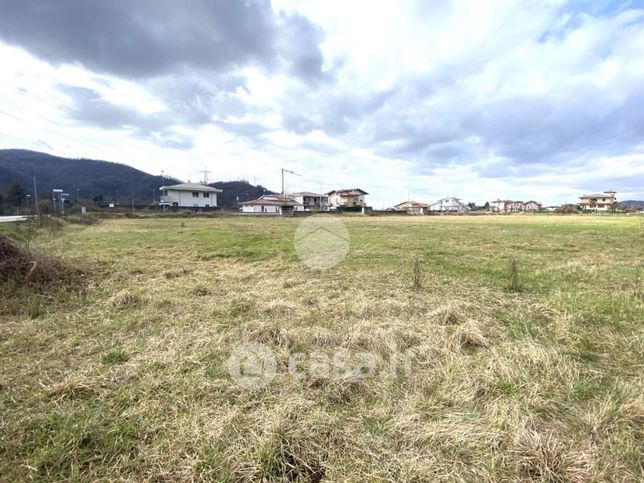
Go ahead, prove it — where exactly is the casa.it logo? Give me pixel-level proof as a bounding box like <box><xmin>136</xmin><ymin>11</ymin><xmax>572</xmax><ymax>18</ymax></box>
<box><xmin>226</xmin><ymin>343</ymin><xmax>277</xmax><ymax>390</ymax></box>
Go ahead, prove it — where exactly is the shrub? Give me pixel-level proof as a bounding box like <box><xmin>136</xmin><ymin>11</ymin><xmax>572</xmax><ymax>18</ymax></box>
<box><xmin>555</xmin><ymin>204</ymin><xmax>579</xmax><ymax>214</ymax></box>
<box><xmin>0</xmin><ymin>234</ymin><xmax>84</xmax><ymax>291</ymax></box>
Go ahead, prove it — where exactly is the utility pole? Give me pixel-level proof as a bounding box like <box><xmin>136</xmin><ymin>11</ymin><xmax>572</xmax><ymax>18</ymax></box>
<box><xmin>281</xmin><ymin>168</ymin><xmax>301</xmax><ymax>196</ymax></box>
<box><xmin>32</xmin><ymin>168</ymin><xmax>40</xmax><ymax>217</ymax></box>
<box><xmin>161</xmin><ymin>170</ymin><xmax>166</xmax><ymax>213</ymax></box>
<box><xmin>76</xmin><ymin>188</ymin><xmax>80</xmax><ymax>205</ymax></box>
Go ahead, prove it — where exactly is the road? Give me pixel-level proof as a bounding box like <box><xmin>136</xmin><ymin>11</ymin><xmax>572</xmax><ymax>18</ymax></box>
<box><xmin>0</xmin><ymin>216</ymin><xmax>28</xmax><ymax>223</ymax></box>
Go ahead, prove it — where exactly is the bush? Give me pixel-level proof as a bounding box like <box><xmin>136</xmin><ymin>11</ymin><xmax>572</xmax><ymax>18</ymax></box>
<box><xmin>337</xmin><ymin>206</ymin><xmax>363</xmax><ymax>212</ymax></box>
<box><xmin>0</xmin><ymin>234</ymin><xmax>84</xmax><ymax>291</ymax></box>
<box><xmin>555</xmin><ymin>204</ymin><xmax>580</xmax><ymax>214</ymax></box>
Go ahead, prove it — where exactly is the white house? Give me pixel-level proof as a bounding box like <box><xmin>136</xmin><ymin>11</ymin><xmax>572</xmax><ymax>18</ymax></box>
<box><xmin>160</xmin><ymin>183</ymin><xmax>222</xmax><ymax>209</ymax></box>
<box><xmin>429</xmin><ymin>197</ymin><xmax>466</xmax><ymax>213</ymax></box>
<box><xmin>291</xmin><ymin>192</ymin><xmax>329</xmax><ymax>211</ymax></box>
<box><xmin>489</xmin><ymin>200</ymin><xmax>511</xmax><ymax>213</ymax></box>
<box><xmin>240</xmin><ymin>195</ymin><xmax>302</xmax><ymax>215</ymax></box>
<box><xmin>326</xmin><ymin>189</ymin><xmax>368</xmax><ymax>209</ymax></box>
<box><xmin>489</xmin><ymin>199</ymin><xmax>542</xmax><ymax>213</ymax></box>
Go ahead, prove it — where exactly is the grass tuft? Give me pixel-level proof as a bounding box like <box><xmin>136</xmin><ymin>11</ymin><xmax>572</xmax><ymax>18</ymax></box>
<box><xmin>102</xmin><ymin>349</ymin><xmax>129</xmax><ymax>365</ymax></box>
<box><xmin>411</xmin><ymin>256</ymin><xmax>424</xmax><ymax>291</ymax></box>
<box><xmin>27</xmin><ymin>295</ymin><xmax>43</xmax><ymax>319</ymax></box>
<box><xmin>190</xmin><ymin>284</ymin><xmax>211</xmax><ymax>296</ymax></box>
<box><xmin>450</xmin><ymin>321</ymin><xmax>490</xmax><ymax>351</ymax></box>
<box><xmin>110</xmin><ymin>290</ymin><xmax>145</xmax><ymax>308</ymax></box>
<box><xmin>505</xmin><ymin>257</ymin><xmax>521</xmax><ymax>292</ymax></box>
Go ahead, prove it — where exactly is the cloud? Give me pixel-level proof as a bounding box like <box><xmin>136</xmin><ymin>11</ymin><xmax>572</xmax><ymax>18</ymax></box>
<box><xmin>0</xmin><ymin>0</ymin><xmax>643</xmax><ymax>205</ymax></box>
<box><xmin>0</xmin><ymin>0</ymin><xmax>326</xmax><ymax>81</ymax></box>
<box><xmin>60</xmin><ymin>85</ymin><xmax>196</xmax><ymax>149</ymax></box>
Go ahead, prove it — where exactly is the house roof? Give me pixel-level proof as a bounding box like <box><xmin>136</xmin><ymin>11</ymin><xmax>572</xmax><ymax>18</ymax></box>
<box><xmin>580</xmin><ymin>192</ymin><xmax>616</xmax><ymax>198</ymax></box>
<box><xmin>291</xmin><ymin>192</ymin><xmax>326</xmax><ymax>197</ymax></box>
<box><xmin>240</xmin><ymin>195</ymin><xmax>302</xmax><ymax>207</ymax></box>
<box><xmin>326</xmin><ymin>188</ymin><xmax>369</xmax><ymax>196</ymax></box>
<box><xmin>434</xmin><ymin>197</ymin><xmax>463</xmax><ymax>203</ymax></box>
<box><xmin>160</xmin><ymin>183</ymin><xmax>222</xmax><ymax>193</ymax></box>
<box><xmin>394</xmin><ymin>200</ymin><xmax>428</xmax><ymax>208</ymax></box>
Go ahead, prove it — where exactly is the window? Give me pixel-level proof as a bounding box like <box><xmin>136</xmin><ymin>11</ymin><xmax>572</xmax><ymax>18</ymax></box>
<box><xmin>192</xmin><ymin>192</ymin><xmax>199</xmax><ymax>198</ymax></box>
<box><xmin>162</xmin><ymin>190</ymin><xmax>168</xmax><ymax>196</ymax></box>
<box><xmin>203</xmin><ymin>192</ymin><xmax>210</xmax><ymax>198</ymax></box>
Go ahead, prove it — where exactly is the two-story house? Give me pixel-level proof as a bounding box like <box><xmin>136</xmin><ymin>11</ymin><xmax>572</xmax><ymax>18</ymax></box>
<box><xmin>326</xmin><ymin>189</ymin><xmax>368</xmax><ymax>209</ymax></box>
<box><xmin>160</xmin><ymin>183</ymin><xmax>222</xmax><ymax>209</ymax></box>
<box><xmin>429</xmin><ymin>197</ymin><xmax>466</xmax><ymax>213</ymax></box>
<box><xmin>291</xmin><ymin>192</ymin><xmax>329</xmax><ymax>212</ymax></box>
<box><xmin>579</xmin><ymin>191</ymin><xmax>617</xmax><ymax>211</ymax></box>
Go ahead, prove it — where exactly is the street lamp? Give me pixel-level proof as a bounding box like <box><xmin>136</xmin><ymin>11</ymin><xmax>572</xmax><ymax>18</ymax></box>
<box><xmin>53</xmin><ymin>189</ymin><xmax>63</xmax><ymax>216</ymax></box>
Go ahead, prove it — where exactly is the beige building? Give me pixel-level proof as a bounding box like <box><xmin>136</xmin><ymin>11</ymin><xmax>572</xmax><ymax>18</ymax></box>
<box><xmin>579</xmin><ymin>191</ymin><xmax>617</xmax><ymax>211</ymax></box>
<box><xmin>489</xmin><ymin>199</ymin><xmax>541</xmax><ymax>213</ymax></box>
<box><xmin>489</xmin><ymin>200</ymin><xmax>512</xmax><ymax>213</ymax></box>
<box><xmin>524</xmin><ymin>201</ymin><xmax>542</xmax><ymax>212</ymax></box>
<box><xmin>394</xmin><ymin>200</ymin><xmax>428</xmax><ymax>215</ymax></box>
<box><xmin>327</xmin><ymin>189</ymin><xmax>368</xmax><ymax>209</ymax></box>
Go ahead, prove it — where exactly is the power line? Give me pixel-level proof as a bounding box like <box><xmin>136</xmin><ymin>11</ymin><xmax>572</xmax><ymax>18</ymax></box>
<box><xmin>19</xmin><ymin>89</ymin><xmax>163</xmax><ymax>161</ymax></box>
<box><xmin>0</xmin><ymin>131</ymin><xmax>46</xmax><ymax>149</ymax></box>
<box><xmin>0</xmin><ymin>107</ymin><xmax>132</xmax><ymax>164</ymax></box>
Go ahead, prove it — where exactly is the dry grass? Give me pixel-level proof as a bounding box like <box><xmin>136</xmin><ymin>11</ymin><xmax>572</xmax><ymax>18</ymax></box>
<box><xmin>0</xmin><ymin>215</ymin><xmax>642</xmax><ymax>481</ymax></box>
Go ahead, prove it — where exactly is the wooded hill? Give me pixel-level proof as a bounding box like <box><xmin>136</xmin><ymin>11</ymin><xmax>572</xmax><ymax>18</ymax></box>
<box><xmin>0</xmin><ymin>149</ymin><xmax>274</xmax><ymax>209</ymax></box>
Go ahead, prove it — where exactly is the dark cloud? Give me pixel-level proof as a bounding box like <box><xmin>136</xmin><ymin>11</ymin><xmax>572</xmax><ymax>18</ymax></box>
<box><xmin>0</xmin><ymin>0</ymin><xmax>326</xmax><ymax>81</ymax></box>
<box><xmin>60</xmin><ymin>86</ymin><xmax>195</xmax><ymax>149</ymax></box>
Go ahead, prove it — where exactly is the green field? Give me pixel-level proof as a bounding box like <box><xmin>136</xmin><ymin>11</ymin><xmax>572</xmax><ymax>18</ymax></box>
<box><xmin>1</xmin><ymin>215</ymin><xmax>643</xmax><ymax>481</ymax></box>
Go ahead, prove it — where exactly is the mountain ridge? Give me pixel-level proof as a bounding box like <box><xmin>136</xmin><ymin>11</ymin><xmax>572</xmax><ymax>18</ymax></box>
<box><xmin>0</xmin><ymin>149</ymin><xmax>274</xmax><ymax>208</ymax></box>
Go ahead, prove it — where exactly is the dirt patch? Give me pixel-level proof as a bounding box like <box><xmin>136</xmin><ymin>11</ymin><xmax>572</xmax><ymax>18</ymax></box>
<box><xmin>0</xmin><ymin>234</ymin><xmax>84</xmax><ymax>290</ymax></box>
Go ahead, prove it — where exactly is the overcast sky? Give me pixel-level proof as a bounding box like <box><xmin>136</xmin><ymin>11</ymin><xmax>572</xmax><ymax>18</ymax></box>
<box><xmin>1</xmin><ymin>0</ymin><xmax>643</xmax><ymax>206</ymax></box>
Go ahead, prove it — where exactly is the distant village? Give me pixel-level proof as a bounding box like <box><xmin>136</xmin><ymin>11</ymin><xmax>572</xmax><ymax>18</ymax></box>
<box><xmin>159</xmin><ymin>181</ymin><xmax>628</xmax><ymax>216</ymax></box>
